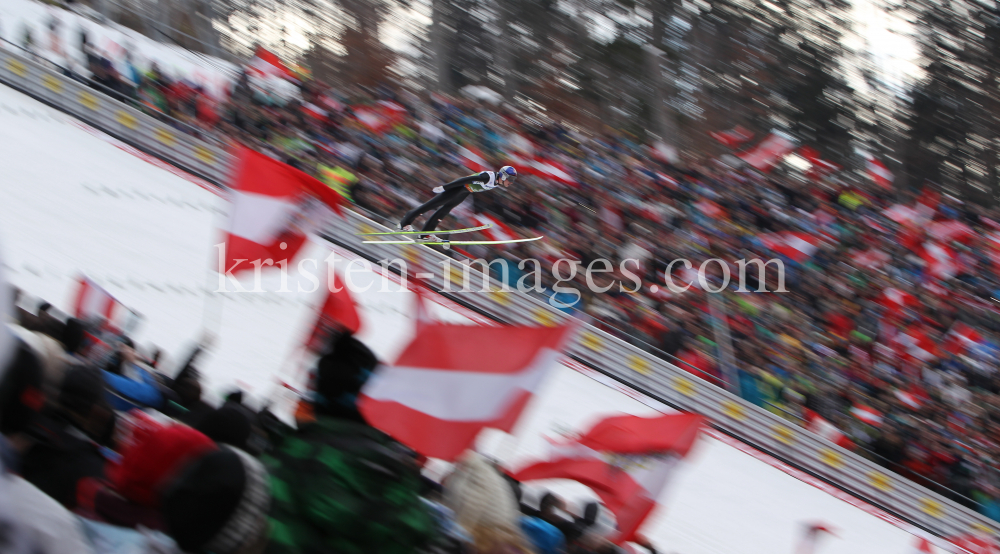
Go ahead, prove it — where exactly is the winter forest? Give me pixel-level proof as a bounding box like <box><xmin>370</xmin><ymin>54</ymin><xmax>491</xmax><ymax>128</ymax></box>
<box><xmin>104</xmin><ymin>0</ymin><xmax>991</xmax><ymax>205</ymax></box>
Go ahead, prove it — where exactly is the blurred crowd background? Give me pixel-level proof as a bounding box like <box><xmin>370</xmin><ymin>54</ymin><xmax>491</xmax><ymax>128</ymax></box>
<box><xmin>3</xmin><ymin>0</ymin><xmax>1000</xmax><ymax>544</ymax></box>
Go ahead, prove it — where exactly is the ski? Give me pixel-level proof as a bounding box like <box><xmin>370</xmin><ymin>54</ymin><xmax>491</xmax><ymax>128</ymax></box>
<box><xmin>356</xmin><ymin>224</ymin><xmax>493</xmax><ymax>236</ymax></box>
<box><xmin>362</xmin><ymin>236</ymin><xmax>543</xmax><ymax>245</ymax></box>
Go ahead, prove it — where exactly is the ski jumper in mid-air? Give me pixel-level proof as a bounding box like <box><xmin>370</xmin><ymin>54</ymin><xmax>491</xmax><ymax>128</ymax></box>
<box><xmin>398</xmin><ymin>166</ymin><xmax>518</xmax><ymax>242</ymax></box>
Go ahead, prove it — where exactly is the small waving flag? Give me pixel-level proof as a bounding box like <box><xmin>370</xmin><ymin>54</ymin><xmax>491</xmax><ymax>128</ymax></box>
<box><xmin>513</xmin><ymin>413</ymin><xmax>703</xmax><ymax>544</ymax></box>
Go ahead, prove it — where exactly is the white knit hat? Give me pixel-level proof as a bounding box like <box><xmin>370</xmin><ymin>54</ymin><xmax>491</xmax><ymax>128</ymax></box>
<box><xmin>443</xmin><ymin>451</ymin><xmax>521</xmax><ymax>533</ymax></box>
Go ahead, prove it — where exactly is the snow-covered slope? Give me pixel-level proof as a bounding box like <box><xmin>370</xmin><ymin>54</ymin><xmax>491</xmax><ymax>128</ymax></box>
<box><xmin>0</xmin><ymin>82</ymin><xmax>928</xmax><ymax>554</ymax></box>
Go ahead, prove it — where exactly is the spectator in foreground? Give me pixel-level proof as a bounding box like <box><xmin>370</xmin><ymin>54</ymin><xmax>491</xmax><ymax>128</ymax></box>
<box><xmin>262</xmin><ymin>332</ymin><xmax>435</xmax><ymax>553</ymax></box>
<box><xmin>444</xmin><ymin>451</ymin><xmax>534</xmax><ymax>554</ymax></box>
<box><xmin>102</xmin><ymin>337</ymin><xmax>163</xmax><ymax>411</ymax></box>
<box><xmin>20</xmin><ymin>364</ymin><xmax>111</xmax><ymax>509</ymax></box>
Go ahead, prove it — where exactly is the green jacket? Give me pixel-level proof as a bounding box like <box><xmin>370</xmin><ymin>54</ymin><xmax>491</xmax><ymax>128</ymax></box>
<box><xmin>262</xmin><ymin>416</ymin><xmax>436</xmax><ymax>554</ymax></box>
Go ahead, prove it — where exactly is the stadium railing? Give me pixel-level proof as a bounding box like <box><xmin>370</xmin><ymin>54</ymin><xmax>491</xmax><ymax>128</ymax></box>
<box><xmin>1</xmin><ymin>43</ymin><xmax>996</xmax><ymax>540</ymax></box>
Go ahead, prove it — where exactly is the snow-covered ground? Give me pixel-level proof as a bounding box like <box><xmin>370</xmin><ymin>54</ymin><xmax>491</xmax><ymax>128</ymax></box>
<box><xmin>0</xmin><ymin>82</ymin><xmax>930</xmax><ymax>554</ymax></box>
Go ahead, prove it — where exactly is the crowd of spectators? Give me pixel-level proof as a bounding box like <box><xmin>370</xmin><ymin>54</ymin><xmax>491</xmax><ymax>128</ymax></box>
<box><xmin>1</xmin><ymin>296</ymin><xmax>639</xmax><ymax>553</ymax></box>
<box><xmin>13</xmin><ymin>8</ymin><xmax>1000</xmax><ymax>525</ymax></box>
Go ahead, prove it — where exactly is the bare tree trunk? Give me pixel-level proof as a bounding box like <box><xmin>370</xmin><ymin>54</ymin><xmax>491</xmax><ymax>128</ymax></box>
<box><xmin>645</xmin><ymin>0</ymin><xmax>678</xmax><ymax>145</ymax></box>
<box><xmin>496</xmin><ymin>0</ymin><xmax>515</xmax><ymax>100</ymax></box>
<box><xmin>430</xmin><ymin>0</ymin><xmax>452</xmax><ymax>92</ymax></box>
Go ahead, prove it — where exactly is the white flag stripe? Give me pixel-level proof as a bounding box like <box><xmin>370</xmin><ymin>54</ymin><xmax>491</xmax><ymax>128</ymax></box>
<box><xmin>363</xmin><ymin>348</ymin><xmax>561</xmax><ymax>421</ymax></box>
<box><xmin>81</xmin><ymin>287</ymin><xmax>111</xmax><ymax>317</ymax></box>
<box><xmin>225</xmin><ymin>192</ymin><xmax>299</xmax><ymax>243</ymax></box>
<box><xmin>786</xmin><ymin>235</ymin><xmax>818</xmax><ymax>257</ymax></box>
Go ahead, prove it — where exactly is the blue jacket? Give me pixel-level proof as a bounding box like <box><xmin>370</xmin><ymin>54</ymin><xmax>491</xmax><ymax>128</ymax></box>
<box><xmin>520</xmin><ymin>516</ymin><xmax>565</xmax><ymax>554</ymax></box>
<box><xmin>102</xmin><ymin>365</ymin><xmax>163</xmax><ymax>411</ymax></box>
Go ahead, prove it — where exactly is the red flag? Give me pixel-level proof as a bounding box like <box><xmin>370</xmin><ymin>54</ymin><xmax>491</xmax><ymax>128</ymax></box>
<box><xmin>304</xmin><ymin>270</ymin><xmax>361</xmax><ymax>353</ymax></box>
<box><xmin>738</xmin><ymin>132</ymin><xmax>795</xmax><ymax>171</ymax></box>
<box><xmin>942</xmin><ymin>321</ymin><xmax>983</xmax><ymax>356</ymax></box>
<box><xmin>456</xmin><ymin>146</ymin><xmax>490</xmax><ymax>172</ymax></box>
<box><xmin>850</xmin><ymin>404</ymin><xmax>883</xmax><ymax>426</ymax></box>
<box><xmin>530</xmin><ymin>157</ymin><xmax>578</xmax><ymax>186</ymax></box>
<box><xmin>710</xmin><ymin>126</ymin><xmax>754</xmax><ymax>148</ymax></box>
<box><xmin>358</xmin><ymin>320</ymin><xmax>578</xmax><ymax>461</ymax></box>
<box><xmin>922</xmin><ymin>241</ymin><xmax>958</xmax><ymax>279</ymax></box>
<box><xmin>803</xmin><ymin>409</ymin><xmax>853</xmax><ymax>449</ymax></box>
<box><xmin>799</xmin><ymin>146</ymin><xmax>841</xmax><ymax>176</ymax></box>
<box><xmin>470</xmin><ymin>213</ymin><xmax>516</xmax><ymax>243</ymax></box>
<box><xmin>866</xmin><ymin>157</ymin><xmax>893</xmax><ymax>189</ymax></box>
<box><xmin>248</xmin><ymin>47</ymin><xmax>296</xmax><ymax>81</ymax></box>
<box><xmin>512</xmin><ymin>413</ymin><xmax>703</xmax><ymax>544</ymax></box>
<box><xmin>71</xmin><ymin>276</ymin><xmax>136</xmax><ymax>329</ymax></box>
<box><xmin>218</xmin><ymin>147</ymin><xmax>342</xmax><ymax>277</ymax></box>
<box><xmin>916</xmin><ymin>187</ymin><xmax>940</xmax><ymax>220</ymax></box>
<box><xmin>896</xmin><ymin>325</ymin><xmax>938</xmax><ymax>362</ymax></box>
<box><xmin>928</xmin><ymin>220</ymin><xmax>974</xmax><ymax>244</ymax></box>
<box><xmin>758</xmin><ymin>232</ymin><xmax>820</xmax><ymax>262</ymax></box>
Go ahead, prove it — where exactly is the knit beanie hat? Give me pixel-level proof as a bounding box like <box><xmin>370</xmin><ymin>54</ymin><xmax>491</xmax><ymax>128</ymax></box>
<box><xmin>111</xmin><ymin>424</ymin><xmax>216</xmax><ymax>506</ymax></box>
<box><xmin>444</xmin><ymin>451</ymin><xmax>522</xmax><ymax>537</ymax></box>
<box><xmin>162</xmin><ymin>446</ymin><xmax>271</xmax><ymax>554</ymax></box>
<box><xmin>195</xmin><ymin>405</ymin><xmax>252</xmax><ymax>451</ymax></box>
<box><xmin>314</xmin><ymin>333</ymin><xmax>378</xmax><ymax>419</ymax></box>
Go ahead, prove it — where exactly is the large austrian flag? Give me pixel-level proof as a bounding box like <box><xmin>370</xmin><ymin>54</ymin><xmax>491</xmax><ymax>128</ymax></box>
<box><xmin>219</xmin><ymin>147</ymin><xmax>342</xmax><ymax>276</ymax></box>
<box><xmin>358</xmin><ymin>321</ymin><xmax>578</xmax><ymax>461</ymax></box>
<box><xmin>513</xmin><ymin>413</ymin><xmax>703</xmax><ymax>545</ymax></box>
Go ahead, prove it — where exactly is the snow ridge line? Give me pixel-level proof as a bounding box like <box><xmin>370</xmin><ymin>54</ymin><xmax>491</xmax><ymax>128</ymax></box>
<box><xmin>64</xmin><ymin>117</ymin><xmax>223</xmax><ymax>197</ymax></box>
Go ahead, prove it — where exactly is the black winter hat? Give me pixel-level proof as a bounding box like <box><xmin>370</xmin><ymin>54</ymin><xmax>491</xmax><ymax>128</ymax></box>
<box><xmin>161</xmin><ymin>446</ymin><xmax>270</xmax><ymax>554</ymax></box>
<box><xmin>195</xmin><ymin>405</ymin><xmax>252</xmax><ymax>451</ymax></box>
<box><xmin>314</xmin><ymin>333</ymin><xmax>378</xmax><ymax>418</ymax></box>
<box><xmin>58</xmin><ymin>364</ymin><xmax>107</xmax><ymax>417</ymax></box>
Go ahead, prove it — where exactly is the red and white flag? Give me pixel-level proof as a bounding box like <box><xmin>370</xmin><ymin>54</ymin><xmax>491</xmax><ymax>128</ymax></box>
<box><xmin>851</xmin><ymin>248</ymin><xmax>890</xmax><ymax>269</ymax></box>
<box><xmin>247</xmin><ymin>47</ymin><xmax>296</xmax><ymax>81</ymax></box>
<box><xmin>759</xmin><ymin>232</ymin><xmax>820</xmax><ymax>262</ymax></box>
<box><xmin>304</xmin><ymin>269</ymin><xmax>361</xmax><ymax>353</ymax></box>
<box><xmin>738</xmin><ymin>132</ymin><xmax>795</xmax><ymax>172</ymax></box>
<box><xmin>71</xmin><ymin>276</ymin><xmax>132</xmax><ymax>327</ymax></box>
<box><xmin>851</xmin><ymin>404</ymin><xmax>883</xmax><ymax>426</ymax></box>
<box><xmin>922</xmin><ymin>241</ymin><xmax>959</xmax><ymax>280</ymax></box>
<box><xmin>897</xmin><ymin>326</ymin><xmax>938</xmax><ymax>362</ymax></box>
<box><xmin>883</xmin><ymin>204</ymin><xmax>919</xmax><ymax>226</ymax></box>
<box><xmin>218</xmin><ymin>147</ymin><xmax>343</xmax><ymax>278</ymax></box>
<box><xmin>512</xmin><ymin>413</ymin><xmax>703</xmax><ymax>544</ymax></box>
<box><xmin>894</xmin><ymin>390</ymin><xmax>922</xmax><ymax>410</ymax></box>
<box><xmin>358</xmin><ymin>317</ymin><xmax>578</xmax><ymax>461</ymax></box>
<box><xmin>866</xmin><ymin>157</ymin><xmax>893</xmax><ymax>190</ymax></box>
<box><xmin>530</xmin><ymin>157</ymin><xmax>578</xmax><ymax>186</ymax></box>
<box><xmin>710</xmin><ymin>126</ymin><xmax>754</xmax><ymax>148</ymax></box>
<box><xmin>928</xmin><ymin>220</ymin><xmax>975</xmax><ymax>245</ymax></box>
<box><xmin>301</xmin><ymin>102</ymin><xmax>328</xmax><ymax>121</ymax></box>
<box><xmin>456</xmin><ymin>146</ymin><xmax>490</xmax><ymax>172</ymax></box>
<box><xmin>799</xmin><ymin>146</ymin><xmax>841</xmax><ymax>176</ymax></box>
<box><xmin>803</xmin><ymin>409</ymin><xmax>853</xmax><ymax>449</ymax></box>
<box><xmin>942</xmin><ymin>321</ymin><xmax>983</xmax><ymax>356</ymax></box>
<box><xmin>353</xmin><ymin>106</ymin><xmax>390</xmax><ymax>133</ymax></box>
<box><xmin>916</xmin><ymin>187</ymin><xmax>941</xmax><ymax>221</ymax></box>
<box><xmin>471</xmin><ymin>213</ymin><xmax>516</xmax><ymax>243</ymax></box>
